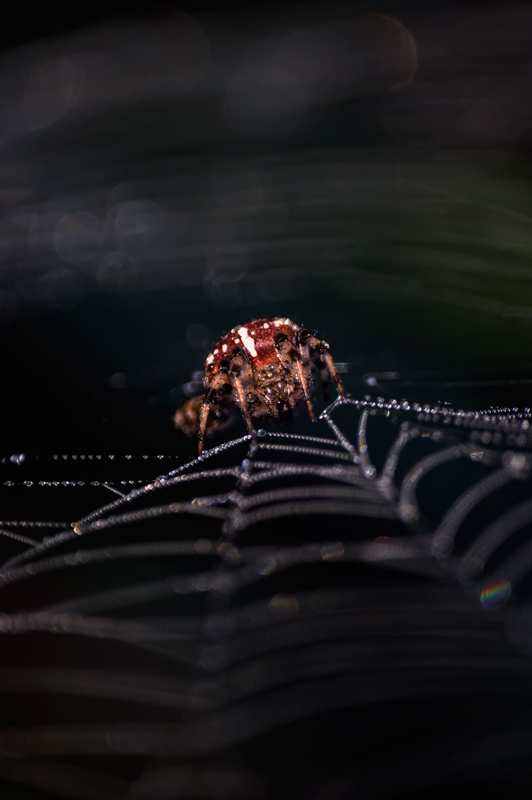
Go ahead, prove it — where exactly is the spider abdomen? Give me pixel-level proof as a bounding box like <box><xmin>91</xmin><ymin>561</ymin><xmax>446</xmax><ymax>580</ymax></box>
<box><xmin>205</xmin><ymin>317</ymin><xmax>299</xmax><ymax>377</ymax></box>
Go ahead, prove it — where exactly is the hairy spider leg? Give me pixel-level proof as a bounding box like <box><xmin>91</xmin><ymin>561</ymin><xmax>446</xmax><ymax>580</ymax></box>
<box><xmin>198</xmin><ymin>368</ymin><xmax>232</xmax><ymax>456</ymax></box>
<box><xmin>197</xmin><ymin>401</ymin><xmax>209</xmax><ymax>456</ymax></box>
<box><xmin>295</xmin><ymin>358</ymin><xmax>317</xmax><ymax>421</ymax></box>
<box><xmin>307</xmin><ymin>350</ymin><xmax>331</xmax><ymax>402</ymax></box>
<box><xmin>298</xmin><ymin>330</ymin><xmax>346</xmax><ymax>400</ymax></box>
<box><xmin>274</xmin><ymin>332</ymin><xmax>317</xmax><ymax>422</ymax></box>
<box><xmin>228</xmin><ymin>348</ymin><xmax>257</xmax><ymax>438</ymax></box>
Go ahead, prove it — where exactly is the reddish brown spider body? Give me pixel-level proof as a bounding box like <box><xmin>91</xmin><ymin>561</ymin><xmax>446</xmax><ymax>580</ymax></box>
<box><xmin>175</xmin><ymin>317</ymin><xmax>346</xmax><ymax>455</ymax></box>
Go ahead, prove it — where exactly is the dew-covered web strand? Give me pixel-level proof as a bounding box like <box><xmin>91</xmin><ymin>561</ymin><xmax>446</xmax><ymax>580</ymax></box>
<box><xmin>1</xmin><ymin>397</ymin><xmax>532</xmax><ymax>613</ymax></box>
<box><xmin>1</xmin><ymin>444</ymin><xmax>519</xmax><ymax>736</ymax></box>
<box><xmin>0</xmin><ymin>415</ymin><xmax>357</xmax><ymax>573</ymax></box>
<box><xmin>1</xmin><ymin>394</ymin><xmax>531</xmax><ymax>695</ymax></box>
<box><xmin>3</xmin><ymin>398</ymin><xmax>532</xmax><ymax>537</ymax></box>
<box><xmin>0</xmin><ymin>527</ymin><xmax>39</xmax><ymax>547</ymax></box>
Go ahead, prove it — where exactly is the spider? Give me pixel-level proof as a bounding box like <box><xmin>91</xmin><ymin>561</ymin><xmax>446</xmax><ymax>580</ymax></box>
<box><xmin>174</xmin><ymin>317</ymin><xmax>346</xmax><ymax>455</ymax></box>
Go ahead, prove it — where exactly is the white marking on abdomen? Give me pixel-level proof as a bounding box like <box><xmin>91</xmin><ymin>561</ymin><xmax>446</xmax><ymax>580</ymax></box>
<box><xmin>237</xmin><ymin>326</ymin><xmax>258</xmax><ymax>358</ymax></box>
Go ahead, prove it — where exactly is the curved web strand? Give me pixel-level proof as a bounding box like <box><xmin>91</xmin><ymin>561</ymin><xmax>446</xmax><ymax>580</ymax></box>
<box><xmin>0</xmin><ymin>398</ymin><xmax>532</xmax><ymax>795</ymax></box>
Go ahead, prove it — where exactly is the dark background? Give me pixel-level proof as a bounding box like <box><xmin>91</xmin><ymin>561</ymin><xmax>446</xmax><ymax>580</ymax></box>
<box><xmin>2</xmin><ymin>0</ymin><xmax>532</xmax><ymax>458</ymax></box>
<box><xmin>1</xmin><ymin>1</ymin><xmax>532</xmax><ymax>798</ymax></box>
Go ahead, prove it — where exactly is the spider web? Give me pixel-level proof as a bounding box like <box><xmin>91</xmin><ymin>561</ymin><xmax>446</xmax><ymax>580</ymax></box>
<box><xmin>1</xmin><ymin>397</ymin><xmax>532</xmax><ymax>799</ymax></box>
<box><xmin>2</xmin><ymin>0</ymin><xmax>532</xmax><ymax>796</ymax></box>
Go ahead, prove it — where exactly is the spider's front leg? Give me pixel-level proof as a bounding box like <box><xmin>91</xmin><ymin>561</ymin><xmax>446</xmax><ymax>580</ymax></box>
<box><xmin>297</xmin><ymin>329</ymin><xmax>346</xmax><ymax>401</ymax></box>
<box><xmin>274</xmin><ymin>332</ymin><xmax>316</xmax><ymax>422</ymax></box>
<box><xmin>198</xmin><ymin>366</ymin><xmax>232</xmax><ymax>456</ymax></box>
<box><xmin>227</xmin><ymin>347</ymin><xmax>257</xmax><ymax>438</ymax></box>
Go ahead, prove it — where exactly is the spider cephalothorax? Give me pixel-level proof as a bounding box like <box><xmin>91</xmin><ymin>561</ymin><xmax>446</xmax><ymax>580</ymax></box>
<box><xmin>175</xmin><ymin>317</ymin><xmax>346</xmax><ymax>455</ymax></box>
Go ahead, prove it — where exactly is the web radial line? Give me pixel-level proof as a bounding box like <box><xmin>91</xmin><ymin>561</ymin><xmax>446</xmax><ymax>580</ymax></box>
<box><xmin>196</xmin><ymin>434</ymin><xmax>253</xmax><ymax>462</ymax></box>
<box><xmin>123</xmin><ymin>466</ymin><xmax>241</xmax><ymax>494</ymax></box>
<box><xmin>321</xmin><ymin>409</ymin><xmax>359</xmax><ymax>462</ymax></box>
<box><xmin>117</xmin><ymin>434</ymin><xmax>252</xmax><ymax>482</ymax></box>
<box><xmin>73</xmin><ymin>467</ymin><xmax>240</xmax><ymax>530</ymax></box>
<box><xmin>320</xmin><ymin>395</ymin><xmax>347</xmax><ymax>415</ymax></box>
<box><xmin>163</xmin><ymin>467</ymin><xmax>240</xmax><ymax>484</ymax></box>
<box><xmin>101</xmin><ymin>482</ymin><xmax>126</xmax><ymax>497</ymax></box>
<box><xmin>165</xmin><ymin>434</ymin><xmax>253</xmax><ymax>476</ymax></box>
<box><xmin>398</xmin><ymin>444</ymin><xmax>471</xmax><ymax>526</ymax></box>
<box><xmin>432</xmin><ymin>467</ymin><xmax>517</xmax><ymax>557</ymax></box>
<box><xmin>459</xmin><ymin>496</ymin><xmax>532</xmax><ymax>582</ymax></box>
<box><xmin>0</xmin><ymin>527</ymin><xmax>39</xmax><ymax>546</ymax></box>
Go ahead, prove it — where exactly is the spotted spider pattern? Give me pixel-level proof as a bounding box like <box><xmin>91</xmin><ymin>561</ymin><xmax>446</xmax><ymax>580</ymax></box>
<box><xmin>174</xmin><ymin>317</ymin><xmax>346</xmax><ymax>455</ymax></box>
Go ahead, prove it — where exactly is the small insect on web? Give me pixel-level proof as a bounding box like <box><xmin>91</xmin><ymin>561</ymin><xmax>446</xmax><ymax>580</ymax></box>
<box><xmin>174</xmin><ymin>317</ymin><xmax>346</xmax><ymax>455</ymax></box>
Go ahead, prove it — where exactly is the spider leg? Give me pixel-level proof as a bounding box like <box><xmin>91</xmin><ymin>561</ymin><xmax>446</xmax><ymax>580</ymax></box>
<box><xmin>274</xmin><ymin>332</ymin><xmax>316</xmax><ymax>422</ymax></box>
<box><xmin>232</xmin><ymin>374</ymin><xmax>256</xmax><ymax>436</ymax></box>
<box><xmin>228</xmin><ymin>348</ymin><xmax>257</xmax><ymax>438</ymax></box>
<box><xmin>306</xmin><ymin>353</ymin><xmax>331</xmax><ymax>402</ymax></box>
<box><xmin>295</xmin><ymin>358</ymin><xmax>317</xmax><ymax>421</ymax></box>
<box><xmin>198</xmin><ymin>368</ymin><xmax>232</xmax><ymax>456</ymax></box>
<box><xmin>197</xmin><ymin>399</ymin><xmax>210</xmax><ymax>457</ymax></box>
<box><xmin>297</xmin><ymin>329</ymin><xmax>346</xmax><ymax>399</ymax></box>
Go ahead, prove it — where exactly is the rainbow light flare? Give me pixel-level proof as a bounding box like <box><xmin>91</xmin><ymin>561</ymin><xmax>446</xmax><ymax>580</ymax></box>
<box><xmin>480</xmin><ymin>579</ymin><xmax>512</xmax><ymax>610</ymax></box>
